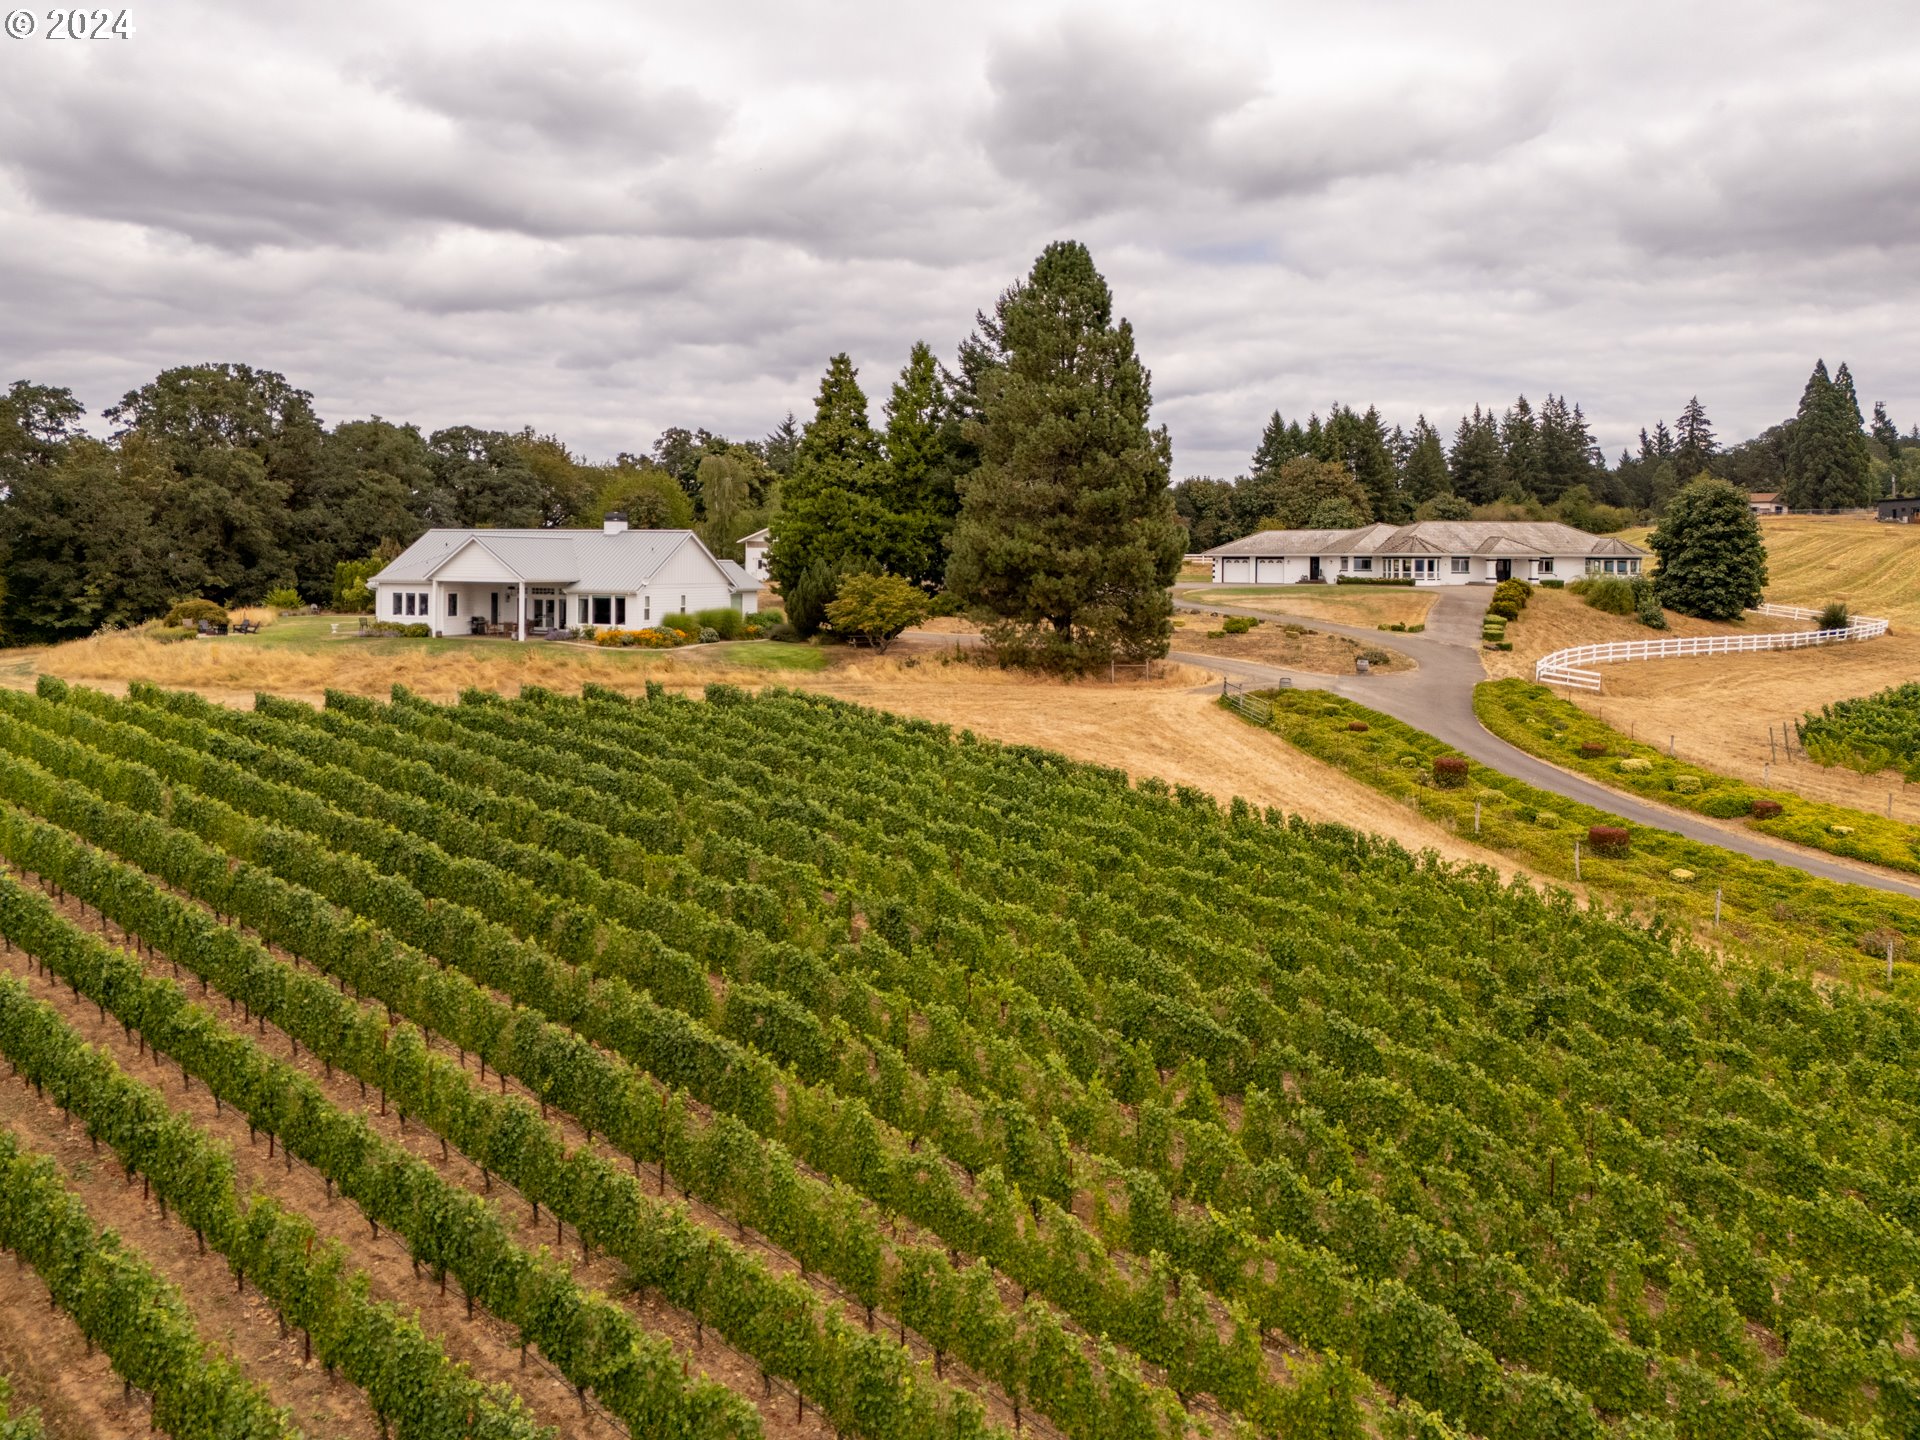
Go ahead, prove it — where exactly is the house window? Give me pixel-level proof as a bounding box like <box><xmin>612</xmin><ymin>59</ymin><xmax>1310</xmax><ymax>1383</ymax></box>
<box><xmin>680</xmin><ymin>595</ymin><xmax>687</xmax><ymax>612</ymax></box>
<box><xmin>1537</xmin><ymin>558</ymin><xmax>1554</xmax><ymax>576</ymax></box>
<box><xmin>593</xmin><ymin>596</ymin><xmax>612</xmax><ymax>626</ymax></box>
<box><xmin>447</xmin><ymin>593</ymin><xmax>458</xmax><ymax>616</ymax></box>
<box><xmin>615</xmin><ymin>596</ymin><xmax>626</xmax><ymax>625</ymax></box>
<box><xmin>1415</xmin><ymin>558</ymin><xmax>1436</xmax><ymax>579</ymax></box>
<box><xmin>404</xmin><ymin>592</ymin><xmax>416</xmax><ymax>616</ymax></box>
<box><xmin>1628</xmin><ymin>559</ymin><xmax>1640</xmax><ymax>574</ymax></box>
<box><xmin>416</xmin><ymin>592</ymin><xmax>427</xmax><ymax>613</ymax></box>
<box><xmin>1451</xmin><ymin>557</ymin><xmax>1470</xmax><ymax>575</ymax></box>
<box><xmin>643</xmin><ymin>595</ymin><xmax>651</xmax><ymax>622</ymax></box>
<box><xmin>392</xmin><ymin>591</ymin><xmax>403</xmax><ymax>616</ymax></box>
<box><xmin>1354</xmin><ymin>557</ymin><xmax>1372</xmax><ymax>573</ymax></box>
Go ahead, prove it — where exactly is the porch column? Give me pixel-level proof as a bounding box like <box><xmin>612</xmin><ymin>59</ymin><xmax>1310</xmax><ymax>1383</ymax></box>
<box><xmin>517</xmin><ymin>585</ymin><xmax>527</xmax><ymax>642</ymax></box>
<box><xmin>430</xmin><ymin>579</ymin><xmax>441</xmax><ymax>636</ymax></box>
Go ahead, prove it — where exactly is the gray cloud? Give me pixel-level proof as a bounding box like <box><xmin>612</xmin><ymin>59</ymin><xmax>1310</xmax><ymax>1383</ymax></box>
<box><xmin>0</xmin><ymin>0</ymin><xmax>1915</xmax><ymax>476</ymax></box>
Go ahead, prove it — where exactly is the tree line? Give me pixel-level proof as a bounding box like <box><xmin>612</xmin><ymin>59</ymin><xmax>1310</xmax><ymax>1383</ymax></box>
<box><xmin>1175</xmin><ymin>361</ymin><xmax>1919</xmax><ymax>551</ymax></box>
<box><xmin>1</xmin><ymin>241</ymin><xmax>1185</xmax><ymax>670</ymax></box>
<box><xmin>0</xmin><ymin>367</ymin><xmax>788</xmax><ymax>643</ymax></box>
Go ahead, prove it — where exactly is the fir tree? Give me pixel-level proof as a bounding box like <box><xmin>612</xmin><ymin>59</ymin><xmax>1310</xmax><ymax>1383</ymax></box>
<box><xmin>1536</xmin><ymin>394</ymin><xmax>1593</xmax><ymax>501</ymax></box>
<box><xmin>1870</xmin><ymin>401</ymin><xmax>1900</xmax><ymax>459</ymax></box>
<box><xmin>766</xmin><ymin>353</ymin><xmax>885</xmax><ymax>633</ymax></box>
<box><xmin>1402</xmin><ymin>416</ymin><xmax>1451</xmax><ymax>502</ymax></box>
<box><xmin>1673</xmin><ymin>396</ymin><xmax>1717</xmax><ymax>480</ymax></box>
<box><xmin>879</xmin><ymin>341</ymin><xmax>964</xmax><ymax>589</ymax></box>
<box><xmin>1448</xmin><ymin>407</ymin><xmax>1506</xmax><ymax>504</ymax></box>
<box><xmin>1251</xmin><ymin>411</ymin><xmax>1308</xmax><ymax>476</ymax></box>
<box><xmin>1650</xmin><ymin>477</ymin><xmax>1768</xmax><ymax>620</ymax></box>
<box><xmin>763</xmin><ymin>412</ymin><xmax>800</xmax><ymax>476</ymax></box>
<box><xmin>1500</xmin><ymin>395</ymin><xmax>1541</xmax><ymax>501</ymax></box>
<box><xmin>947</xmin><ymin>241</ymin><xmax>1184</xmax><ymax>670</ymax></box>
<box><xmin>1785</xmin><ymin>360</ymin><xmax>1871</xmax><ymax>509</ymax></box>
<box><xmin>1324</xmin><ymin>405</ymin><xmax>1401</xmax><ymax>521</ymax></box>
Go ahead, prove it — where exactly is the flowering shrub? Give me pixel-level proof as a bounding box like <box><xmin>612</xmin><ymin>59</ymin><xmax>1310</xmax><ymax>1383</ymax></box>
<box><xmin>593</xmin><ymin>626</ymin><xmax>693</xmax><ymax>649</ymax></box>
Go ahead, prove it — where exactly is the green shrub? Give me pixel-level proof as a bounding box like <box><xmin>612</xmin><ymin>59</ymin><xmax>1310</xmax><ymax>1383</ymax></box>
<box><xmin>1697</xmin><ymin>789</ymin><xmax>1759</xmax><ymax>818</ymax></box>
<box><xmin>1817</xmin><ymin>602</ymin><xmax>1851</xmax><ymax>632</ymax></box>
<box><xmin>1221</xmin><ymin>615</ymin><xmax>1257</xmax><ymax>634</ymax></box>
<box><xmin>263</xmin><ymin>585</ymin><xmax>303</xmax><ymax>611</ymax></box>
<box><xmin>368</xmin><ymin>621</ymin><xmax>431</xmax><ymax>638</ymax></box>
<box><xmin>1534</xmin><ymin>811</ymin><xmax>1560</xmax><ymax>829</ymax></box>
<box><xmin>1492</xmin><ymin>579</ymin><xmax>1533</xmax><ymax>609</ymax></box>
<box><xmin>1540</xmin><ymin>578</ymin><xmax>1565</xmax><ymax>589</ymax></box>
<box><xmin>164</xmin><ymin>598</ymin><xmax>229</xmax><ymax>628</ymax></box>
<box><xmin>1406</xmin><ymin>623</ymin><xmax>1425</xmax><ymax>633</ymax></box>
<box><xmin>695</xmin><ymin>606</ymin><xmax>746</xmax><ymax>640</ymax></box>
<box><xmin>1361</xmin><ymin>648</ymin><xmax>1391</xmax><ymax>664</ymax></box>
<box><xmin>1488</xmin><ymin>599</ymin><xmax>1522</xmax><ymax>621</ymax></box>
<box><xmin>1579</xmin><ymin>577</ymin><xmax>1637</xmax><ymax>615</ymax></box>
<box><xmin>1335</xmin><ymin>576</ymin><xmax>1415</xmax><ymax>586</ymax></box>
<box><xmin>1619</xmin><ymin>758</ymin><xmax>1652</xmax><ymax>774</ymax></box>
<box><xmin>1631</xmin><ymin>577</ymin><xmax>1667</xmax><ymax>629</ymax></box>
<box><xmin>661</xmin><ymin>612</ymin><xmax>697</xmax><ymax>635</ymax></box>
<box><xmin>1672</xmin><ymin>775</ymin><xmax>1702</xmax><ymax>794</ymax></box>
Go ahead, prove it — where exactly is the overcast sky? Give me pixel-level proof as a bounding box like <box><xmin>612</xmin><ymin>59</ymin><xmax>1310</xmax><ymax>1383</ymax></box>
<box><xmin>3</xmin><ymin>0</ymin><xmax>1916</xmax><ymax>476</ymax></box>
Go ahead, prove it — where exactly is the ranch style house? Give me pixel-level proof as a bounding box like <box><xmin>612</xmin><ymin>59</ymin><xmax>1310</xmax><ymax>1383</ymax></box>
<box><xmin>1201</xmin><ymin>520</ymin><xmax>1648</xmax><ymax>586</ymax></box>
<box><xmin>370</xmin><ymin>514</ymin><xmax>759</xmax><ymax>639</ymax></box>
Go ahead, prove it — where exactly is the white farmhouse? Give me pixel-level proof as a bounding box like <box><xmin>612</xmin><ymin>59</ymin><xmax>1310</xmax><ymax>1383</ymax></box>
<box><xmin>370</xmin><ymin>514</ymin><xmax>759</xmax><ymax>639</ymax></box>
<box><xmin>1200</xmin><ymin>521</ymin><xmax>1647</xmax><ymax>587</ymax></box>
<box><xmin>740</xmin><ymin>527</ymin><xmax>772</xmax><ymax>586</ymax></box>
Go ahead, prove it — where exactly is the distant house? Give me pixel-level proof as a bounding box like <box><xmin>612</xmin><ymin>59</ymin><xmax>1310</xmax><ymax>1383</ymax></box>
<box><xmin>740</xmin><ymin>527</ymin><xmax>772</xmax><ymax>585</ymax></box>
<box><xmin>1748</xmin><ymin>492</ymin><xmax>1787</xmax><ymax>516</ymax></box>
<box><xmin>369</xmin><ymin>514</ymin><xmax>758</xmax><ymax>639</ymax></box>
<box><xmin>1878</xmin><ymin>497</ymin><xmax>1920</xmax><ymax>524</ymax></box>
<box><xmin>1200</xmin><ymin>521</ymin><xmax>1647</xmax><ymax>586</ymax></box>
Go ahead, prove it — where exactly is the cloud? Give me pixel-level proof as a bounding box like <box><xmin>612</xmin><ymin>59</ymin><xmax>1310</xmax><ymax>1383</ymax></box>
<box><xmin>0</xmin><ymin>0</ymin><xmax>1915</xmax><ymax>479</ymax></box>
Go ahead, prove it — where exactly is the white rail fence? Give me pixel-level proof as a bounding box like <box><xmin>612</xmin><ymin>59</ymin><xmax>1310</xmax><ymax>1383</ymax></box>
<box><xmin>1535</xmin><ymin>604</ymin><xmax>1890</xmax><ymax>692</ymax></box>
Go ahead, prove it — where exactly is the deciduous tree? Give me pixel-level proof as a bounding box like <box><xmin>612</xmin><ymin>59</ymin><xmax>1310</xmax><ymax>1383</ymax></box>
<box><xmin>1649</xmin><ymin>477</ymin><xmax>1768</xmax><ymax>620</ymax></box>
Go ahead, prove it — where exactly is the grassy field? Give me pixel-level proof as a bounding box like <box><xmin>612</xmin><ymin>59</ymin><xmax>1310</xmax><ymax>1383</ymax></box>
<box><xmin>1245</xmin><ymin>687</ymin><xmax>1920</xmax><ymax>989</ymax></box>
<box><xmin>1181</xmin><ymin>583</ymin><xmax>1436</xmax><ymax>628</ymax></box>
<box><xmin>1623</xmin><ymin>514</ymin><xmax>1920</xmax><ymax>627</ymax></box>
<box><xmin>1476</xmin><ymin>677</ymin><xmax>1920</xmax><ymax>878</ymax></box>
<box><xmin>1478</xmin><ymin>586</ymin><xmax>1801</xmax><ymax>680</ymax></box>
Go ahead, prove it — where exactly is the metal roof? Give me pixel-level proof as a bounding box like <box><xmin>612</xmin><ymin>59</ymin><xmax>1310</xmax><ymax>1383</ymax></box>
<box><xmin>1203</xmin><ymin>520</ymin><xmax>1645</xmax><ymax>559</ymax></box>
<box><xmin>716</xmin><ymin>559</ymin><xmax>756</xmax><ymax>591</ymax></box>
<box><xmin>372</xmin><ymin>528</ymin><xmax>727</xmax><ymax>591</ymax></box>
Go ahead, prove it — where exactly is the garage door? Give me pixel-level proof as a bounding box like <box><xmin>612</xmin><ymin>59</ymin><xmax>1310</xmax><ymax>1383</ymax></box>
<box><xmin>1221</xmin><ymin>557</ymin><xmax>1251</xmax><ymax>582</ymax></box>
<box><xmin>1255</xmin><ymin>557</ymin><xmax>1286</xmax><ymax>584</ymax></box>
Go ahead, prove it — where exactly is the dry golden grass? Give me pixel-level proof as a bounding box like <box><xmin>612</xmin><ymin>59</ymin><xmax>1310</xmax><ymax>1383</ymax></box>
<box><xmin>6</xmin><ymin>629</ymin><xmax>783</xmax><ymax>709</ymax></box>
<box><xmin>1168</xmin><ymin>612</ymin><xmax>1415</xmax><ymax>673</ymax></box>
<box><xmin>1480</xmin><ymin>588</ymin><xmax>1801</xmax><ymax>680</ymax></box>
<box><xmin>1569</xmin><ymin>632</ymin><xmax>1920</xmax><ymax>821</ymax></box>
<box><xmin>1182</xmin><ymin>585</ymin><xmax>1437</xmax><ymax>629</ymax></box>
<box><xmin>1618</xmin><ymin>515</ymin><xmax>1920</xmax><ymax>626</ymax></box>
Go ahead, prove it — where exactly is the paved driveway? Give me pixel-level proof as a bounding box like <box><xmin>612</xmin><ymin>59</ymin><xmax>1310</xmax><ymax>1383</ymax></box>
<box><xmin>1170</xmin><ymin>587</ymin><xmax>1920</xmax><ymax>900</ymax></box>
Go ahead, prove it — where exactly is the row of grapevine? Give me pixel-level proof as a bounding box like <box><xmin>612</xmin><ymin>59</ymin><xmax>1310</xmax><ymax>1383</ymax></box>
<box><xmin>0</xmin><ymin>732</ymin><xmax>1342</xmax><ymax>1440</ymax></box>
<box><xmin>0</xmin><ymin>694</ymin><xmax>1599</xmax><ymax>1440</ymax></box>
<box><xmin>0</xmin><ymin>1129</ymin><xmax>295</xmax><ymax>1440</ymax></box>
<box><xmin>0</xmin><ymin>867</ymin><xmax>760</xmax><ymax>1440</ymax></box>
<box><xmin>0</xmin><ymin>973</ymin><xmax>549</xmax><ymax>1440</ymax></box>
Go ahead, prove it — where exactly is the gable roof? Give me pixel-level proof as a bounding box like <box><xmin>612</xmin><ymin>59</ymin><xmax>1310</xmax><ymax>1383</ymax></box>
<box><xmin>1202</xmin><ymin>520</ymin><xmax>1645</xmax><ymax>559</ymax></box>
<box><xmin>372</xmin><ymin>528</ymin><xmax>736</xmax><ymax>591</ymax></box>
<box><xmin>739</xmin><ymin>527</ymin><xmax>770</xmax><ymax>544</ymax></box>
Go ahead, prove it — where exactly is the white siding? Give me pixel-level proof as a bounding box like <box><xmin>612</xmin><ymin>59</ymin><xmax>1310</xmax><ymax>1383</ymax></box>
<box><xmin>432</xmin><ymin>540</ymin><xmax>519</xmax><ymax>582</ymax></box>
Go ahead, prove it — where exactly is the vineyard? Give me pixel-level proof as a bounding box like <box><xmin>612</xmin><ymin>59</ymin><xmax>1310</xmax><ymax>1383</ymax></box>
<box><xmin>0</xmin><ymin>679</ymin><xmax>1917</xmax><ymax>1440</ymax></box>
<box><xmin>1800</xmin><ymin>682</ymin><xmax>1920</xmax><ymax>782</ymax></box>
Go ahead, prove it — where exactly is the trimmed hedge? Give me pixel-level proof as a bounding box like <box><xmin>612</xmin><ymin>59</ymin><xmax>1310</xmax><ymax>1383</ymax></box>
<box><xmin>1587</xmin><ymin>825</ymin><xmax>1631</xmax><ymax>857</ymax></box>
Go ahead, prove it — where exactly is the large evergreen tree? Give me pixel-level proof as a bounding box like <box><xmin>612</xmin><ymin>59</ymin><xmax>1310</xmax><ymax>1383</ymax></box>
<box><xmin>1649</xmin><ymin>477</ymin><xmax>1768</xmax><ymax>620</ymax></box>
<box><xmin>1784</xmin><ymin>360</ymin><xmax>1871</xmax><ymax>509</ymax></box>
<box><xmin>878</xmin><ymin>341</ymin><xmax>964</xmax><ymax>589</ymax></box>
<box><xmin>1251</xmin><ymin>411</ymin><xmax>1309</xmax><ymax>477</ymax></box>
<box><xmin>1402</xmin><ymin>415</ymin><xmax>1451</xmax><ymax>502</ymax></box>
<box><xmin>1324</xmin><ymin>404</ymin><xmax>1401</xmax><ymax>521</ymax></box>
<box><xmin>1536</xmin><ymin>394</ymin><xmax>1594</xmax><ymax>501</ymax></box>
<box><xmin>1500</xmin><ymin>396</ymin><xmax>1541</xmax><ymax>501</ymax></box>
<box><xmin>766</xmin><ymin>353</ymin><xmax>885</xmax><ymax>633</ymax></box>
<box><xmin>1448</xmin><ymin>407</ymin><xmax>1506</xmax><ymax>504</ymax></box>
<box><xmin>946</xmin><ymin>241</ymin><xmax>1183</xmax><ymax>670</ymax></box>
<box><xmin>1673</xmin><ymin>396</ymin><xmax>1717</xmax><ymax>480</ymax></box>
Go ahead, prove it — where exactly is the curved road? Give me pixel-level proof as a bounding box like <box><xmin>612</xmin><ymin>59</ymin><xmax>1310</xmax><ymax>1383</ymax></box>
<box><xmin>1171</xmin><ymin>587</ymin><xmax>1920</xmax><ymax>901</ymax></box>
